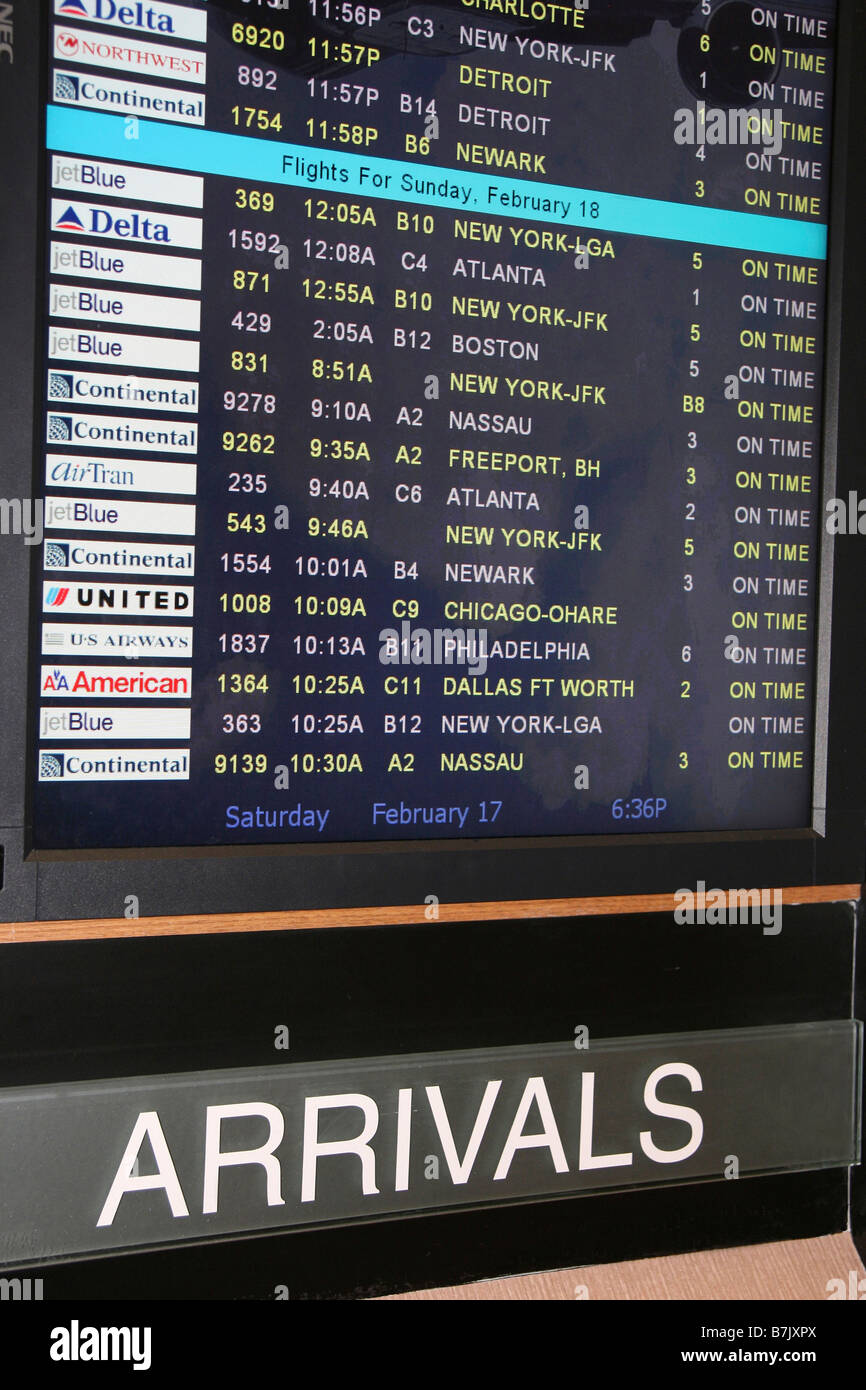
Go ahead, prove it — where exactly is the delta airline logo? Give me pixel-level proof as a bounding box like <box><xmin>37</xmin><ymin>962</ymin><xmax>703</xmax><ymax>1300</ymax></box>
<box><xmin>50</xmin><ymin>199</ymin><xmax>201</xmax><ymax>248</ymax></box>
<box><xmin>53</xmin><ymin>27</ymin><xmax>206</xmax><ymax>83</ymax></box>
<box><xmin>54</xmin><ymin>0</ymin><xmax>208</xmax><ymax>45</ymax></box>
<box><xmin>55</xmin><ymin>205</ymin><xmax>85</xmax><ymax>232</ymax></box>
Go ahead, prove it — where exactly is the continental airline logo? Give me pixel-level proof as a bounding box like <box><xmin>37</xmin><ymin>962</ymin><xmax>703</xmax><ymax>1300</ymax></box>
<box><xmin>43</xmin><ymin>538</ymin><xmax>195</xmax><ymax>576</ymax></box>
<box><xmin>41</xmin><ymin>665</ymin><xmax>191</xmax><ymax>697</ymax></box>
<box><xmin>39</xmin><ymin>748</ymin><xmax>190</xmax><ymax>782</ymax></box>
<box><xmin>54</xmin><ymin>0</ymin><xmax>207</xmax><ymax>45</ymax></box>
<box><xmin>55</xmin><ymin>205</ymin><xmax>85</xmax><ymax>232</ymax></box>
<box><xmin>53</xmin><ymin>27</ymin><xmax>207</xmax><ymax>83</ymax></box>
<box><xmin>52</xmin><ymin>70</ymin><xmax>205</xmax><ymax>125</ymax></box>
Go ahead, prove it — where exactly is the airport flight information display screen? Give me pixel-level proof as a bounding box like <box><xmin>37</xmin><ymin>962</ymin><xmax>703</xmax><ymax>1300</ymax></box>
<box><xmin>32</xmin><ymin>0</ymin><xmax>836</xmax><ymax>850</ymax></box>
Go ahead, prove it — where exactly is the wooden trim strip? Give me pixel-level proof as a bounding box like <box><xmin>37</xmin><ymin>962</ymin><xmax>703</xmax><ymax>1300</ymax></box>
<box><xmin>0</xmin><ymin>884</ymin><xmax>859</xmax><ymax>943</ymax></box>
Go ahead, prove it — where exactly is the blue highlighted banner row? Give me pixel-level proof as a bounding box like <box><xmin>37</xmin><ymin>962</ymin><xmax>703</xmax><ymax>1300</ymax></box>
<box><xmin>46</xmin><ymin>106</ymin><xmax>827</xmax><ymax>260</ymax></box>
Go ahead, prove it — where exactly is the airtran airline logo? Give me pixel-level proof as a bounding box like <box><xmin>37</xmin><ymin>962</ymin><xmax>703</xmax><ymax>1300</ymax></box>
<box><xmin>54</xmin><ymin>0</ymin><xmax>208</xmax><ymax>44</ymax></box>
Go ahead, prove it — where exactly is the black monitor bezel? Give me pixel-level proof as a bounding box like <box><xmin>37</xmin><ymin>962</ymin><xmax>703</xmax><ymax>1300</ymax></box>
<box><xmin>1</xmin><ymin>0</ymin><xmax>864</xmax><ymax>924</ymax></box>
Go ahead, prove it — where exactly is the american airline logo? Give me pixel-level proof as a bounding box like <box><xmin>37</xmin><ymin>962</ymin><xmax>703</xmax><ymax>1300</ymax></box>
<box><xmin>41</xmin><ymin>665</ymin><xmax>192</xmax><ymax>697</ymax></box>
<box><xmin>54</xmin><ymin>0</ymin><xmax>208</xmax><ymax>45</ymax></box>
<box><xmin>53</xmin><ymin>28</ymin><xmax>206</xmax><ymax>83</ymax></box>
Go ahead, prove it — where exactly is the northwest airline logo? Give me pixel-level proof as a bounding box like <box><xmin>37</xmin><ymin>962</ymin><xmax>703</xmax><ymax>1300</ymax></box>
<box><xmin>56</xmin><ymin>30</ymin><xmax>81</xmax><ymax>54</ymax></box>
<box><xmin>45</xmin><ymin>587</ymin><xmax>71</xmax><ymax>608</ymax></box>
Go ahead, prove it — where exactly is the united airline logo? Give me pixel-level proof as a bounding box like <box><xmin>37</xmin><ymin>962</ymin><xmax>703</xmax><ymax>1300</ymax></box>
<box><xmin>55</xmin><ymin>205</ymin><xmax>84</xmax><ymax>232</ymax></box>
<box><xmin>45</xmin><ymin>587</ymin><xmax>71</xmax><ymax>608</ymax></box>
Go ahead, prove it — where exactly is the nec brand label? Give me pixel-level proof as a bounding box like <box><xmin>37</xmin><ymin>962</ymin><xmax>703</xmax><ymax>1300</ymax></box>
<box><xmin>54</xmin><ymin>1</ymin><xmax>208</xmax><ymax>46</ymax></box>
